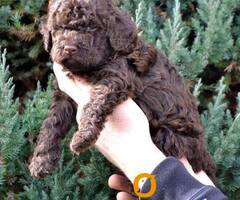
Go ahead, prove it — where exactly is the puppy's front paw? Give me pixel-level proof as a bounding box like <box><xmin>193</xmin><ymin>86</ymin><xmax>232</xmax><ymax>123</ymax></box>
<box><xmin>70</xmin><ymin>129</ymin><xmax>98</xmax><ymax>154</ymax></box>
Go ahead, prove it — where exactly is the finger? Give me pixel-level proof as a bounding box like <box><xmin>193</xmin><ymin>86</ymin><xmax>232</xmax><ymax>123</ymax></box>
<box><xmin>116</xmin><ymin>192</ymin><xmax>137</xmax><ymax>200</ymax></box>
<box><xmin>108</xmin><ymin>174</ymin><xmax>132</xmax><ymax>193</ymax></box>
<box><xmin>53</xmin><ymin>63</ymin><xmax>90</xmax><ymax>89</ymax></box>
<box><xmin>53</xmin><ymin>63</ymin><xmax>76</xmax><ymax>89</ymax></box>
<box><xmin>53</xmin><ymin>63</ymin><xmax>91</xmax><ymax>105</ymax></box>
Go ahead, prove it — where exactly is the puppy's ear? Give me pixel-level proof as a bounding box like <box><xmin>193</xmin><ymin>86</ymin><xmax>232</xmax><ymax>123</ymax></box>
<box><xmin>127</xmin><ymin>41</ymin><xmax>157</xmax><ymax>74</ymax></box>
<box><xmin>108</xmin><ymin>10</ymin><xmax>137</xmax><ymax>53</ymax></box>
<box><xmin>39</xmin><ymin>16</ymin><xmax>52</xmax><ymax>52</ymax></box>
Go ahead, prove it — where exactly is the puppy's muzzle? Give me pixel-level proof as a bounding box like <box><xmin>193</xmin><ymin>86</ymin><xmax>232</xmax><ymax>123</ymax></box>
<box><xmin>64</xmin><ymin>45</ymin><xmax>78</xmax><ymax>55</ymax></box>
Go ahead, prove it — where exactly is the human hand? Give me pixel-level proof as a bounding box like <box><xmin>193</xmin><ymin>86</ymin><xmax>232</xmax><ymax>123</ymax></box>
<box><xmin>53</xmin><ymin>63</ymin><xmax>166</xmax><ymax>182</ymax></box>
<box><xmin>108</xmin><ymin>174</ymin><xmax>137</xmax><ymax>200</ymax></box>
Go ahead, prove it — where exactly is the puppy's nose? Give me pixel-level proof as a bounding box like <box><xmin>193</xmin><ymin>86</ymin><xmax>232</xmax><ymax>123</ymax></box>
<box><xmin>64</xmin><ymin>45</ymin><xmax>77</xmax><ymax>55</ymax></box>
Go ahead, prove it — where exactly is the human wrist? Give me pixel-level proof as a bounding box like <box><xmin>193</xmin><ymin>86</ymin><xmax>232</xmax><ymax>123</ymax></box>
<box><xmin>124</xmin><ymin>141</ymin><xmax>166</xmax><ymax>183</ymax></box>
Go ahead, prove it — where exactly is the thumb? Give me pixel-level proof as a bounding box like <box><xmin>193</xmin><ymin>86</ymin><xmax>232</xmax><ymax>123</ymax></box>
<box><xmin>53</xmin><ymin>63</ymin><xmax>91</xmax><ymax>106</ymax></box>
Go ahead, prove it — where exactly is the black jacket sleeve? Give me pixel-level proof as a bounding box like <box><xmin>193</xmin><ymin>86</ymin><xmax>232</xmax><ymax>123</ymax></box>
<box><xmin>140</xmin><ymin>157</ymin><xmax>228</xmax><ymax>200</ymax></box>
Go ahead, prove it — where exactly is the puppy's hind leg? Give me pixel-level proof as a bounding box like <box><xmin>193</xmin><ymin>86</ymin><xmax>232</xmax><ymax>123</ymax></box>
<box><xmin>29</xmin><ymin>80</ymin><xmax>76</xmax><ymax>178</ymax></box>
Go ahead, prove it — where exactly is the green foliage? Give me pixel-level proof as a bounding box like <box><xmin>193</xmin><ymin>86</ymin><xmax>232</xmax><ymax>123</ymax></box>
<box><xmin>79</xmin><ymin>149</ymin><xmax>113</xmax><ymax>200</ymax></box>
<box><xmin>195</xmin><ymin>0</ymin><xmax>234</xmax><ymax>64</ymax></box>
<box><xmin>0</xmin><ymin>49</ymin><xmax>26</xmax><ymax>162</ymax></box>
<box><xmin>20</xmin><ymin>0</ymin><xmax>46</xmax><ymax>16</ymax></box>
<box><xmin>43</xmin><ymin>153</ymin><xmax>80</xmax><ymax>200</ymax></box>
<box><xmin>0</xmin><ymin>6</ymin><xmax>11</xmax><ymax>32</ymax></box>
<box><xmin>193</xmin><ymin>79</ymin><xmax>203</xmax><ymax>99</ymax></box>
<box><xmin>201</xmin><ymin>78</ymin><xmax>240</xmax><ymax>199</ymax></box>
<box><xmin>122</xmin><ymin>0</ymin><xmax>240</xmax><ymax>81</ymax></box>
<box><xmin>18</xmin><ymin>151</ymin><xmax>81</xmax><ymax>200</ymax></box>
<box><xmin>201</xmin><ymin>78</ymin><xmax>228</xmax><ymax>150</ymax></box>
<box><xmin>0</xmin><ymin>51</ymin><xmax>113</xmax><ymax>199</ymax></box>
<box><xmin>135</xmin><ymin>1</ymin><xmax>159</xmax><ymax>43</ymax></box>
<box><xmin>0</xmin><ymin>49</ymin><xmax>26</xmax><ymax>197</ymax></box>
<box><xmin>0</xmin><ymin>0</ymin><xmax>49</xmax><ymax>98</ymax></box>
<box><xmin>237</xmin><ymin>93</ymin><xmax>240</xmax><ymax>116</ymax></box>
<box><xmin>23</xmin><ymin>80</ymin><xmax>52</xmax><ymax>138</ymax></box>
<box><xmin>156</xmin><ymin>0</ymin><xmax>207</xmax><ymax>80</ymax></box>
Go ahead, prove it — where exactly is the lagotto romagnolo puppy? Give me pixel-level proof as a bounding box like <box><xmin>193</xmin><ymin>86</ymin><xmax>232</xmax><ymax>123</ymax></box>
<box><xmin>29</xmin><ymin>0</ymin><xmax>217</xmax><ymax>182</ymax></box>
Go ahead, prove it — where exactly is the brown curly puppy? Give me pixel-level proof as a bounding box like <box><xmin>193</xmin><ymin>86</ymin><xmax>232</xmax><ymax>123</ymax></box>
<box><xmin>29</xmin><ymin>0</ymin><xmax>216</xmax><ymax>182</ymax></box>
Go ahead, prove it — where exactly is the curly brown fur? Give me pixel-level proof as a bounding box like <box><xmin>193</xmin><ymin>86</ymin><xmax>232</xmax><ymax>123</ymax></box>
<box><xmin>29</xmin><ymin>80</ymin><xmax>77</xmax><ymax>178</ymax></box>
<box><xmin>29</xmin><ymin>0</ymin><xmax>217</xmax><ymax>182</ymax></box>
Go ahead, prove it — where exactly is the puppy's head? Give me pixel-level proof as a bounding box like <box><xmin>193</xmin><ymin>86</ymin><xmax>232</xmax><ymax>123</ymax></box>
<box><xmin>40</xmin><ymin>0</ymin><xmax>137</xmax><ymax>73</ymax></box>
